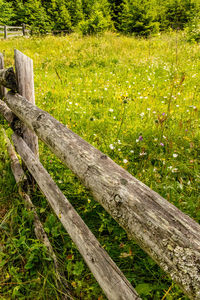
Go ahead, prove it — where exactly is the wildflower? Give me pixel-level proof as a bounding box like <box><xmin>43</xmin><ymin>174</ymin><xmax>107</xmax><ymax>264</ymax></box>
<box><xmin>109</xmin><ymin>144</ymin><xmax>115</xmax><ymax>150</ymax></box>
<box><xmin>130</xmin><ymin>150</ymin><xmax>134</xmax><ymax>153</ymax></box>
<box><xmin>139</xmin><ymin>152</ymin><xmax>147</xmax><ymax>156</ymax></box>
<box><xmin>123</xmin><ymin>159</ymin><xmax>128</xmax><ymax>164</ymax></box>
<box><xmin>173</xmin><ymin>153</ymin><xmax>178</xmax><ymax>158</ymax></box>
<box><xmin>104</xmin><ymin>87</ymin><xmax>108</xmax><ymax>91</ymax></box>
<box><xmin>139</xmin><ymin>136</ymin><xmax>143</xmax><ymax>141</ymax></box>
<box><xmin>153</xmin><ymin>111</ymin><xmax>156</xmax><ymax>114</ymax></box>
<box><xmin>168</xmin><ymin>166</ymin><xmax>172</xmax><ymax>170</ymax></box>
<box><xmin>136</xmin><ymin>139</ymin><xmax>139</xmax><ymax>143</ymax></box>
<box><xmin>162</xmin><ymin>112</ymin><xmax>165</xmax><ymax>116</ymax></box>
<box><xmin>160</xmin><ymin>143</ymin><xmax>164</xmax><ymax>146</ymax></box>
<box><xmin>147</xmin><ymin>108</ymin><xmax>151</xmax><ymax>111</ymax></box>
<box><xmin>69</xmin><ymin>102</ymin><xmax>72</xmax><ymax>105</ymax></box>
<box><xmin>172</xmin><ymin>168</ymin><xmax>178</xmax><ymax>173</ymax></box>
<box><xmin>109</xmin><ymin>108</ymin><xmax>114</xmax><ymax>112</ymax></box>
<box><xmin>140</xmin><ymin>112</ymin><xmax>144</xmax><ymax>117</ymax></box>
<box><xmin>118</xmin><ymin>140</ymin><xmax>121</xmax><ymax>144</ymax></box>
<box><xmin>118</xmin><ymin>149</ymin><xmax>121</xmax><ymax>151</ymax></box>
<box><xmin>163</xmin><ymin>135</ymin><xmax>166</xmax><ymax>139</ymax></box>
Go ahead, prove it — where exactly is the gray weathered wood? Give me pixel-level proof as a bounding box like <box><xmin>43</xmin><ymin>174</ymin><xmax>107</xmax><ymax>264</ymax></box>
<box><xmin>0</xmin><ymin>67</ymin><xmax>17</xmax><ymax>91</ymax></box>
<box><xmin>4</xmin><ymin>25</ymin><xmax>7</xmax><ymax>39</ymax></box>
<box><xmin>5</xmin><ymin>91</ymin><xmax>200</xmax><ymax>300</ymax></box>
<box><xmin>22</xmin><ymin>24</ymin><xmax>26</xmax><ymax>36</ymax></box>
<box><xmin>0</xmin><ymin>100</ymin><xmax>14</xmax><ymax>123</ymax></box>
<box><xmin>2</xmin><ymin>129</ymin><xmax>73</xmax><ymax>300</ymax></box>
<box><xmin>7</xmin><ymin>26</ymin><xmax>23</xmax><ymax>29</ymax></box>
<box><xmin>0</xmin><ymin>53</ymin><xmax>6</xmax><ymax>98</ymax></box>
<box><xmin>14</xmin><ymin>49</ymin><xmax>38</xmax><ymax>157</ymax></box>
<box><xmin>12</xmin><ymin>132</ymin><xmax>140</xmax><ymax>300</ymax></box>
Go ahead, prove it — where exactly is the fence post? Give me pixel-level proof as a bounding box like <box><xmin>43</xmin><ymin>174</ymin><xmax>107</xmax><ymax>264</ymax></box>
<box><xmin>22</xmin><ymin>23</ymin><xmax>26</xmax><ymax>36</ymax></box>
<box><xmin>0</xmin><ymin>53</ymin><xmax>6</xmax><ymax>98</ymax></box>
<box><xmin>14</xmin><ymin>49</ymin><xmax>39</xmax><ymax>157</ymax></box>
<box><xmin>4</xmin><ymin>25</ymin><xmax>7</xmax><ymax>39</ymax></box>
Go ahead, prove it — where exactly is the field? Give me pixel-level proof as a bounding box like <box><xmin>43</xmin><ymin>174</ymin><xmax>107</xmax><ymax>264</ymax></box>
<box><xmin>0</xmin><ymin>32</ymin><xmax>200</xmax><ymax>299</ymax></box>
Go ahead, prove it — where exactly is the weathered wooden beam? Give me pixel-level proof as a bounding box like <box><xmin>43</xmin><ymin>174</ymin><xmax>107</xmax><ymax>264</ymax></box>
<box><xmin>0</xmin><ymin>67</ymin><xmax>17</xmax><ymax>91</ymax></box>
<box><xmin>12</xmin><ymin>132</ymin><xmax>140</xmax><ymax>300</ymax></box>
<box><xmin>0</xmin><ymin>100</ymin><xmax>14</xmax><ymax>123</ymax></box>
<box><xmin>0</xmin><ymin>53</ymin><xmax>6</xmax><ymax>98</ymax></box>
<box><xmin>5</xmin><ymin>92</ymin><xmax>200</xmax><ymax>300</ymax></box>
<box><xmin>2</xmin><ymin>129</ymin><xmax>73</xmax><ymax>300</ymax></box>
<box><xmin>14</xmin><ymin>49</ymin><xmax>38</xmax><ymax>157</ymax></box>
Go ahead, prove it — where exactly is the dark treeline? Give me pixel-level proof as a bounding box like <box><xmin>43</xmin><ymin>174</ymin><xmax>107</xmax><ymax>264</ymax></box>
<box><xmin>0</xmin><ymin>0</ymin><xmax>200</xmax><ymax>36</ymax></box>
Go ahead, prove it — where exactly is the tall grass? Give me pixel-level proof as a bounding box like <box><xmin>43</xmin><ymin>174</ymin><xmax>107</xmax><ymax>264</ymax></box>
<box><xmin>0</xmin><ymin>32</ymin><xmax>199</xmax><ymax>299</ymax></box>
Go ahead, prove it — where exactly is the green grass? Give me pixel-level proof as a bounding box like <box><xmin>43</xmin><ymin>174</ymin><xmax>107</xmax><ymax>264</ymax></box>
<box><xmin>0</xmin><ymin>31</ymin><xmax>199</xmax><ymax>299</ymax></box>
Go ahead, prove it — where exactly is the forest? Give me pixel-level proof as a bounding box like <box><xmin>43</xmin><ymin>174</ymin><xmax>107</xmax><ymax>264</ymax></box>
<box><xmin>0</xmin><ymin>0</ymin><xmax>200</xmax><ymax>37</ymax></box>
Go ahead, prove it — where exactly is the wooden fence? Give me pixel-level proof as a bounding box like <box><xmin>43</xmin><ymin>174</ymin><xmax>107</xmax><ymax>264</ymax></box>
<box><xmin>0</xmin><ymin>24</ymin><xmax>27</xmax><ymax>39</ymax></box>
<box><xmin>0</xmin><ymin>51</ymin><xmax>200</xmax><ymax>300</ymax></box>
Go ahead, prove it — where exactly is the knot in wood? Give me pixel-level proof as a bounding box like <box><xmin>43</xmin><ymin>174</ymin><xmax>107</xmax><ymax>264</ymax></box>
<box><xmin>114</xmin><ymin>194</ymin><xmax>123</xmax><ymax>207</ymax></box>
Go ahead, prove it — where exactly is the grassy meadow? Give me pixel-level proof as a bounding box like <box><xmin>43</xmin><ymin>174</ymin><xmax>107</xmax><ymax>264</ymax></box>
<box><xmin>0</xmin><ymin>32</ymin><xmax>200</xmax><ymax>299</ymax></box>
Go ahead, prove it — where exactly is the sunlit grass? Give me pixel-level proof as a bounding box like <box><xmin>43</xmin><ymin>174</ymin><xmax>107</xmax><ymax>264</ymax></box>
<box><xmin>0</xmin><ymin>32</ymin><xmax>199</xmax><ymax>299</ymax></box>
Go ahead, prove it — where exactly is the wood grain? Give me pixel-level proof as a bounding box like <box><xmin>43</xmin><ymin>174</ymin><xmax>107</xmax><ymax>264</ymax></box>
<box><xmin>5</xmin><ymin>91</ymin><xmax>200</xmax><ymax>299</ymax></box>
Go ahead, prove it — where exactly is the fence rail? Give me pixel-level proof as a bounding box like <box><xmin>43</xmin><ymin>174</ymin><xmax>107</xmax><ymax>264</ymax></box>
<box><xmin>0</xmin><ymin>51</ymin><xmax>200</xmax><ymax>300</ymax></box>
<box><xmin>0</xmin><ymin>24</ymin><xmax>27</xmax><ymax>39</ymax></box>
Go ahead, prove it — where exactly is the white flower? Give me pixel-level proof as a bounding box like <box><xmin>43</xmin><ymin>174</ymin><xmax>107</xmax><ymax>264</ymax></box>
<box><xmin>69</xmin><ymin>102</ymin><xmax>72</xmax><ymax>105</ymax></box>
<box><xmin>109</xmin><ymin>144</ymin><xmax>115</xmax><ymax>150</ymax></box>
<box><xmin>173</xmin><ymin>153</ymin><xmax>178</xmax><ymax>158</ymax></box>
<box><xmin>104</xmin><ymin>87</ymin><xmax>108</xmax><ymax>91</ymax></box>
<box><xmin>130</xmin><ymin>150</ymin><xmax>134</xmax><ymax>153</ymax></box>
<box><xmin>140</xmin><ymin>112</ymin><xmax>144</xmax><ymax>117</ymax></box>
<box><xmin>168</xmin><ymin>166</ymin><xmax>172</xmax><ymax>169</ymax></box>
<box><xmin>118</xmin><ymin>140</ymin><xmax>121</xmax><ymax>144</ymax></box>
<box><xmin>147</xmin><ymin>108</ymin><xmax>151</xmax><ymax>111</ymax></box>
<box><xmin>176</xmin><ymin>105</ymin><xmax>179</xmax><ymax>107</ymax></box>
<box><xmin>109</xmin><ymin>108</ymin><xmax>114</xmax><ymax>112</ymax></box>
<box><xmin>172</xmin><ymin>168</ymin><xmax>178</xmax><ymax>173</ymax></box>
<box><xmin>163</xmin><ymin>135</ymin><xmax>166</xmax><ymax>139</ymax></box>
<box><xmin>153</xmin><ymin>111</ymin><xmax>156</xmax><ymax>114</ymax></box>
<box><xmin>123</xmin><ymin>159</ymin><xmax>128</xmax><ymax>163</ymax></box>
<box><xmin>139</xmin><ymin>152</ymin><xmax>147</xmax><ymax>156</ymax></box>
<box><xmin>136</xmin><ymin>139</ymin><xmax>139</xmax><ymax>143</ymax></box>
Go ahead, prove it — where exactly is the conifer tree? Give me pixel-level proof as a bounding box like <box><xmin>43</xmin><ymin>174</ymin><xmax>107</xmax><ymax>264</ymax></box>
<box><xmin>0</xmin><ymin>0</ymin><xmax>14</xmax><ymax>25</ymax></box>
<box><xmin>119</xmin><ymin>0</ymin><xmax>157</xmax><ymax>36</ymax></box>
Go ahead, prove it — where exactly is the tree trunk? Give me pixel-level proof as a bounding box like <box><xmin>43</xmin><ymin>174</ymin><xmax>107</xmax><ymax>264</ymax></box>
<box><xmin>5</xmin><ymin>92</ymin><xmax>200</xmax><ymax>300</ymax></box>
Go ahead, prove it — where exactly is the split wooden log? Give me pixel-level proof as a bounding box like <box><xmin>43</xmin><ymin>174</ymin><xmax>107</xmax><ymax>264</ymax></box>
<box><xmin>12</xmin><ymin>132</ymin><xmax>140</xmax><ymax>300</ymax></box>
<box><xmin>0</xmin><ymin>53</ymin><xmax>6</xmax><ymax>98</ymax></box>
<box><xmin>5</xmin><ymin>91</ymin><xmax>200</xmax><ymax>300</ymax></box>
<box><xmin>0</xmin><ymin>67</ymin><xmax>17</xmax><ymax>91</ymax></box>
<box><xmin>14</xmin><ymin>49</ymin><xmax>38</xmax><ymax>157</ymax></box>
<box><xmin>0</xmin><ymin>100</ymin><xmax>14</xmax><ymax>124</ymax></box>
<box><xmin>2</xmin><ymin>129</ymin><xmax>73</xmax><ymax>300</ymax></box>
